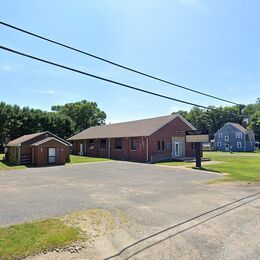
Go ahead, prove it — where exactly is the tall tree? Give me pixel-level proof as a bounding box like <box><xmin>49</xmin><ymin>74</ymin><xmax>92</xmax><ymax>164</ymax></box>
<box><xmin>52</xmin><ymin>100</ymin><xmax>106</xmax><ymax>132</ymax></box>
<box><xmin>172</xmin><ymin>98</ymin><xmax>260</xmax><ymax>140</ymax></box>
<box><xmin>248</xmin><ymin>111</ymin><xmax>260</xmax><ymax>141</ymax></box>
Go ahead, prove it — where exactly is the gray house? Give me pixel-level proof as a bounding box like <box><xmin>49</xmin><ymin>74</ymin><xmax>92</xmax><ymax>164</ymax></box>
<box><xmin>213</xmin><ymin>123</ymin><xmax>255</xmax><ymax>152</ymax></box>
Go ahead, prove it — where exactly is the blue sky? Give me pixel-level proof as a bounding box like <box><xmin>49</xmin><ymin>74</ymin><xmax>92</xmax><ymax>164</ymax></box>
<box><xmin>1</xmin><ymin>0</ymin><xmax>259</xmax><ymax>123</ymax></box>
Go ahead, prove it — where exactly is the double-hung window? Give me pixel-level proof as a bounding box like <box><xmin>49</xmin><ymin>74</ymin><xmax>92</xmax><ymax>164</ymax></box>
<box><xmin>131</xmin><ymin>138</ymin><xmax>137</xmax><ymax>150</ymax></box>
<box><xmin>100</xmin><ymin>139</ymin><xmax>106</xmax><ymax>149</ymax></box>
<box><xmin>237</xmin><ymin>142</ymin><xmax>242</xmax><ymax>148</ymax></box>
<box><xmin>236</xmin><ymin>132</ymin><xmax>242</xmax><ymax>138</ymax></box>
<box><xmin>224</xmin><ymin>136</ymin><xmax>229</xmax><ymax>142</ymax></box>
<box><xmin>115</xmin><ymin>138</ymin><xmax>122</xmax><ymax>149</ymax></box>
<box><xmin>89</xmin><ymin>140</ymin><xmax>94</xmax><ymax>150</ymax></box>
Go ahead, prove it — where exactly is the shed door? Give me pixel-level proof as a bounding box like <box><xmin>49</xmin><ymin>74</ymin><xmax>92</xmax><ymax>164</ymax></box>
<box><xmin>48</xmin><ymin>148</ymin><xmax>56</xmax><ymax>164</ymax></box>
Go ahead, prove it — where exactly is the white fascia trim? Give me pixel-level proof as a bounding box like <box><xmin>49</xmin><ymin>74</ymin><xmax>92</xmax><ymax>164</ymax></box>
<box><xmin>32</xmin><ymin>137</ymin><xmax>70</xmax><ymax>147</ymax></box>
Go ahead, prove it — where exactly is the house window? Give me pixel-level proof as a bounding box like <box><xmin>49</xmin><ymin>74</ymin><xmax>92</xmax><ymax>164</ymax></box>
<box><xmin>89</xmin><ymin>140</ymin><xmax>94</xmax><ymax>150</ymax></box>
<box><xmin>224</xmin><ymin>136</ymin><xmax>229</xmax><ymax>142</ymax></box>
<box><xmin>227</xmin><ymin>126</ymin><xmax>230</xmax><ymax>130</ymax></box>
<box><xmin>131</xmin><ymin>138</ymin><xmax>137</xmax><ymax>150</ymax></box>
<box><xmin>161</xmin><ymin>141</ymin><xmax>165</xmax><ymax>150</ymax></box>
<box><xmin>217</xmin><ymin>142</ymin><xmax>221</xmax><ymax>147</ymax></box>
<box><xmin>218</xmin><ymin>133</ymin><xmax>222</xmax><ymax>138</ymax></box>
<box><xmin>237</xmin><ymin>142</ymin><xmax>242</xmax><ymax>148</ymax></box>
<box><xmin>100</xmin><ymin>139</ymin><xmax>106</xmax><ymax>149</ymax></box>
<box><xmin>157</xmin><ymin>141</ymin><xmax>161</xmax><ymax>150</ymax></box>
<box><xmin>115</xmin><ymin>138</ymin><xmax>122</xmax><ymax>149</ymax></box>
<box><xmin>191</xmin><ymin>142</ymin><xmax>194</xmax><ymax>150</ymax></box>
<box><xmin>236</xmin><ymin>132</ymin><xmax>242</xmax><ymax>138</ymax></box>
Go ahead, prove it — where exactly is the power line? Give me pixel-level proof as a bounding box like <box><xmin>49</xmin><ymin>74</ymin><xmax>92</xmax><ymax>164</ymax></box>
<box><xmin>0</xmin><ymin>21</ymin><xmax>243</xmax><ymax>106</ymax></box>
<box><xmin>0</xmin><ymin>45</ymin><xmax>212</xmax><ymax>110</ymax></box>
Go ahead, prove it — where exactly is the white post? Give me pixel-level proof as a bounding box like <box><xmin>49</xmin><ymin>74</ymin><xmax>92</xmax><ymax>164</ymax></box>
<box><xmin>108</xmin><ymin>138</ymin><xmax>111</xmax><ymax>158</ymax></box>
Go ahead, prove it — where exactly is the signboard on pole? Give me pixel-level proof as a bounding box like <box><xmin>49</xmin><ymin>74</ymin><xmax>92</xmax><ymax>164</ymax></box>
<box><xmin>185</xmin><ymin>130</ymin><xmax>209</xmax><ymax>143</ymax></box>
<box><xmin>185</xmin><ymin>130</ymin><xmax>209</xmax><ymax>168</ymax></box>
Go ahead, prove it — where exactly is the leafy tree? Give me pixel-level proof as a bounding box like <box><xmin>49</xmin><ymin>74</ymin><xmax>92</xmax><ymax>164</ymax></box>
<box><xmin>52</xmin><ymin>100</ymin><xmax>106</xmax><ymax>132</ymax></box>
<box><xmin>248</xmin><ymin>111</ymin><xmax>260</xmax><ymax>141</ymax></box>
<box><xmin>172</xmin><ymin>98</ymin><xmax>260</xmax><ymax>140</ymax></box>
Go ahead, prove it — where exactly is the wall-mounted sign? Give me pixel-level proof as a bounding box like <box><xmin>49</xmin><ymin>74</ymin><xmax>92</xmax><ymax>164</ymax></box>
<box><xmin>186</xmin><ymin>130</ymin><xmax>209</xmax><ymax>135</ymax></box>
<box><xmin>185</xmin><ymin>130</ymin><xmax>209</xmax><ymax>143</ymax></box>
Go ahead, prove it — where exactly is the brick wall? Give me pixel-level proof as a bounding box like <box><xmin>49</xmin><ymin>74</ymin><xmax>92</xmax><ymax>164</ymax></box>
<box><xmin>33</xmin><ymin>139</ymin><xmax>70</xmax><ymax>166</ymax></box>
<box><xmin>70</xmin><ymin>116</ymin><xmax>197</xmax><ymax>162</ymax></box>
<box><xmin>149</xmin><ymin>116</ymin><xmax>195</xmax><ymax>161</ymax></box>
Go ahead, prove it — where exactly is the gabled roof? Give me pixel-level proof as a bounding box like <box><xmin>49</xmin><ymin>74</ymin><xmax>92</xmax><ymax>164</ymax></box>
<box><xmin>7</xmin><ymin>131</ymin><xmax>71</xmax><ymax>147</ymax></box>
<box><xmin>228</xmin><ymin>123</ymin><xmax>247</xmax><ymax>133</ymax></box>
<box><xmin>7</xmin><ymin>132</ymin><xmax>46</xmax><ymax>146</ymax></box>
<box><xmin>32</xmin><ymin>137</ymin><xmax>71</xmax><ymax>146</ymax></box>
<box><xmin>68</xmin><ymin>114</ymin><xmax>196</xmax><ymax>140</ymax></box>
<box><xmin>215</xmin><ymin>122</ymin><xmax>249</xmax><ymax>135</ymax></box>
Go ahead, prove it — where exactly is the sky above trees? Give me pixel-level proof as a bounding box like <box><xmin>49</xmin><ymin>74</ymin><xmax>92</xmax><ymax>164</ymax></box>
<box><xmin>1</xmin><ymin>0</ymin><xmax>259</xmax><ymax>123</ymax></box>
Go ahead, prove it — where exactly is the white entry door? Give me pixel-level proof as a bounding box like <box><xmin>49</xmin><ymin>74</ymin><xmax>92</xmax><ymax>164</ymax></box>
<box><xmin>48</xmin><ymin>148</ymin><xmax>56</xmax><ymax>164</ymax></box>
<box><xmin>225</xmin><ymin>144</ymin><xmax>229</xmax><ymax>152</ymax></box>
<box><xmin>172</xmin><ymin>142</ymin><xmax>182</xmax><ymax>158</ymax></box>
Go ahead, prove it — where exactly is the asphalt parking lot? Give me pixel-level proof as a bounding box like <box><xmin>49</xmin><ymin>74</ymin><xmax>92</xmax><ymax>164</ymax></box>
<box><xmin>0</xmin><ymin>161</ymin><xmax>259</xmax><ymax>259</ymax></box>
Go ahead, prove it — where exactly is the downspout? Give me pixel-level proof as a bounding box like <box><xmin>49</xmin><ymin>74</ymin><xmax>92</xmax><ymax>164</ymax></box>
<box><xmin>145</xmin><ymin>136</ymin><xmax>149</xmax><ymax>162</ymax></box>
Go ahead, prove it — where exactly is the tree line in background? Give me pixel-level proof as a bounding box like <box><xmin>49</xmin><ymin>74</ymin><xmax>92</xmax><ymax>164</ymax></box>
<box><xmin>173</xmin><ymin>98</ymin><xmax>260</xmax><ymax>141</ymax></box>
<box><xmin>0</xmin><ymin>100</ymin><xmax>106</xmax><ymax>150</ymax></box>
<box><xmin>0</xmin><ymin>97</ymin><xmax>259</xmax><ymax>151</ymax></box>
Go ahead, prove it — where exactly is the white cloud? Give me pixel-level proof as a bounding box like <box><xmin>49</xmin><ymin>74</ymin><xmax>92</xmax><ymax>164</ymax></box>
<box><xmin>29</xmin><ymin>89</ymin><xmax>80</xmax><ymax>100</ymax></box>
<box><xmin>179</xmin><ymin>0</ymin><xmax>200</xmax><ymax>6</ymax></box>
<box><xmin>0</xmin><ymin>64</ymin><xmax>12</xmax><ymax>72</ymax></box>
<box><xmin>178</xmin><ymin>0</ymin><xmax>200</xmax><ymax>7</ymax></box>
<box><xmin>177</xmin><ymin>0</ymin><xmax>208</xmax><ymax>12</ymax></box>
<box><xmin>33</xmin><ymin>89</ymin><xmax>59</xmax><ymax>95</ymax></box>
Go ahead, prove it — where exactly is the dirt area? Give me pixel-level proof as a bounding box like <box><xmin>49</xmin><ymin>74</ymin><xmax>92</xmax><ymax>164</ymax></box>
<box><xmin>26</xmin><ymin>208</ymin><xmax>129</xmax><ymax>260</ymax></box>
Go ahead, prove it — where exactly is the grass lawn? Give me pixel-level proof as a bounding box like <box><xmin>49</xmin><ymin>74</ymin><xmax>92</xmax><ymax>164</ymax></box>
<box><xmin>68</xmin><ymin>155</ymin><xmax>111</xmax><ymax>164</ymax></box>
<box><xmin>0</xmin><ymin>154</ymin><xmax>26</xmax><ymax>171</ymax></box>
<box><xmin>0</xmin><ymin>208</ymin><xmax>126</xmax><ymax>259</ymax></box>
<box><xmin>158</xmin><ymin>151</ymin><xmax>260</xmax><ymax>182</ymax></box>
<box><xmin>157</xmin><ymin>160</ymin><xmax>191</xmax><ymax>167</ymax></box>
<box><xmin>0</xmin><ymin>218</ymin><xmax>82</xmax><ymax>259</ymax></box>
<box><xmin>202</xmin><ymin>151</ymin><xmax>260</xmax><ymax>182</ymax></box>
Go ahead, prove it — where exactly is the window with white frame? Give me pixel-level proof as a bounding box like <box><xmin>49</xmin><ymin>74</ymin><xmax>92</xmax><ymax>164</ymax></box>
<box><xmin>89</xmin><ymin>140</ymin><xmax>94</xmax><ymax>150</ymax></box>
<box><xmin>218</xmin><ymin>133</ymin><xmax>222</xmax><ymax>138</ymax></box>
<box><xmin>237</xmin><ymin>142</ymin><xmax>242</xmax><ymax>148</ymax></box>
<box><xmin>227</xmin><ymin>126</ymin><xmax>230</xmax><ymax>130</ymax></box>
<box><xmin>236</xmin><ymin>132</ymin><xmax>242</xmax><ymax>138</ymax></box>
<box><xmin>217</xmin><ymin>142</ymin><xmax>221</xmax><ymax>147</ymax></box>
<box><xmin>224</xmin><ymin>135</ymin><xmax>229</xmax><ymax>142</ymax></box>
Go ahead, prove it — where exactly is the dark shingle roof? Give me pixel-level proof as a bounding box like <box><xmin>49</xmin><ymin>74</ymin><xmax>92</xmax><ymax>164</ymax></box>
<box><xmin>68</xmin><ymin>114</ymin><xmax>195</xmax><ymax>140</ymax></box>
<box><xmin>7</xmin><ymin>132</ymin><xmax>46</xmax><ymax>146</ymax></box>
<box><xmin>7</xmin><ymin>131</ymin><xmax>71</xmax><ymax>146</ymax></box>
<box><xmin>228</xmin><ymin>123</ymin><xmax>247</xmax><ymax>133</ymax></box>
<box><xmin>32</xmin><ymin>137</ymin><xmax>71</xmax><ymax>146</ymax></box>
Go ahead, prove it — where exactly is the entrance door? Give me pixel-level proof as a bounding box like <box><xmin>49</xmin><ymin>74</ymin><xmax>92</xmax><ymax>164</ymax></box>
<box><xmin>172</xmin><ymin>142</ymin><xmax>182</xmax><ymax>158</ymax></box>
<box><xmin>225</xmin><ymin>144</ymin><xmax>229</xmax><ymax>152</ymax></box>
<box><xmin>48</xmin><ymin>148</ymin><xmax>56</xmax><ymax>164</ymax></box>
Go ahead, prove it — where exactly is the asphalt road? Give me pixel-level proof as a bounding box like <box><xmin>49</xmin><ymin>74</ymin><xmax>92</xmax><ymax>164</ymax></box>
<box><xmin>0</xmin><ymin>161</ymin><xmax>259</xmax><ymax>259</ymax></box>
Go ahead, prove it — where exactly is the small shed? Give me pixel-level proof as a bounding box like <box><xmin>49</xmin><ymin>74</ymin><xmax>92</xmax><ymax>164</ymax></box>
<box><xmin>6</xmin><ymin>131</ymin><xmax>71</xmax><ymax>166</ymax></box>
